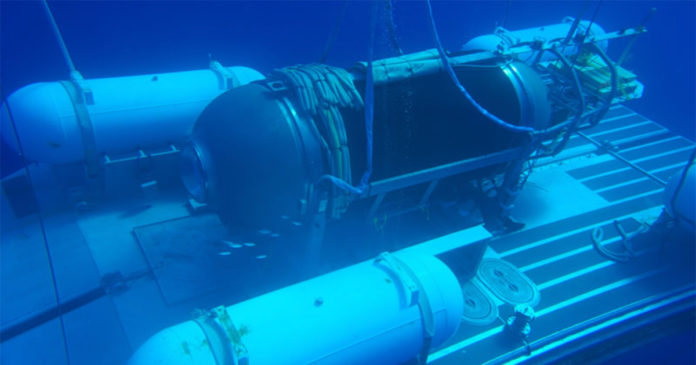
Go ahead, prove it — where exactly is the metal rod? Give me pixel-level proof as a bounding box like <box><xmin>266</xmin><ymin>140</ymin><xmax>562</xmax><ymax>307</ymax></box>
<box><xmin>1</xmin><ymin>85</ymin><xmax>71</xmax><ymax>364</ymax></box>
<box><xmin>41</xmin><ymin>0</ymin><xmax>76</xmax><ymax>74</ymax></box>
<box><xmin>319</xmin><ymin>0</ymin><xmax>349</xmax><ymax>63</ymax></box>
<box><xmin>501</xmin><ymin>0</ymin><xmax>512</xmax><ymax>30</ymax></box>
<box><xmin>617</xmin><ymin>8</ymin><xmax>657</xmax><ymax>68</ymax></box>
<box><xmin>363</xmin><ymin>148</ymin><xmax>522</xmax><ymax>198</ymax></box>
<box><xmin>385</xmin><ymin>0</ymin><xmax>403</xmax><ymax>56</ymax></box>
<box><xmin>585</xmin><ymin>0</ymin><xmax>604</xmax><ymax>39</ymax></box>
<box><xmin>561</xmin><ymin>0</ymin><xmax>591</xmax><ymax>45</ymax></box>
<box><xmin>577</xmin><ymin>131</ymin><xmax>667</xmax><ymax>186</ymax></box>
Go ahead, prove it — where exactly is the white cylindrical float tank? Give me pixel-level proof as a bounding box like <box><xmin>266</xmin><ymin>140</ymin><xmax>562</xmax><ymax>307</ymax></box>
<box><xmin>461</xmin><ymin>18</ymin><xmax>608</xmax><ymax>64</ymax></box>
<box><xmin>663</xmin><ymin>163</ymin><xmax>695</xmax><ymax>233</ymax></box>
<box><xmin>0</xmin><ymin>66</ymin><xmax>264</xmax><ymax>165</ymax></box>
<box><xmin>128</xmin><ymin>251</ymin><xmax>464</xmax><ymax>365</ymax></box>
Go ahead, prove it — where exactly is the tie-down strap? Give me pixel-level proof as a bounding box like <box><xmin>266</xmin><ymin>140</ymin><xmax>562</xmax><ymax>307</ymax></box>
<box><xmin>193</xmin><ymin>306</ymin><xmax>249</xmax><ymax>365</ymax></box>
<box><xmin>376</xmin><ymin>252</ymin><xmax>435</xmax><ymax>365</ymax></box>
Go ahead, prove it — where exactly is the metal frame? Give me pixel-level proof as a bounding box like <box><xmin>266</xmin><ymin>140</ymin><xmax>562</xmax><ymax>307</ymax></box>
<box><xmin>362</xmin><ymin>148</ymin><xmax>523</xmax><ymax>221</ymax></box>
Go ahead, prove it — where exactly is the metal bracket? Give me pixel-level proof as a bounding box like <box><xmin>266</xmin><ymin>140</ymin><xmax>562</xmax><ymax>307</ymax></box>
<box><xmin>493</xmin><ymin>26</ymin><xmax>520</xmax><ymax>48</ymax></box>
<box><xmin>70</xmin><ymin>70</ymin><xmax>94</xmax><ymax>105</ymax></box>
<box><xmin>193</xmin><ymin>306</ymin><xmax>249</xmax><ymax>365</ymax></box>
<box><xmin>210</xmin><ymin>60</ymin><xmax>240</xmax><ymax>90</ymax></box>
<box><xmin>212</xmin><ymin>306</ymin><xmax>249</xmax><ymax>365</ymax></box>
<box><xmin>375</xmin><ymin>252</ymin><xmax>420</xmax><ymax>306</ymax></box>
<box><xmin>59</xmin><ymin>80</ymin><xmax>99</xmax><ymax>178</ymax></box>
<box><xmin>192</xmin><ymin>309</ymin><xmax>237</xmax><ymax>365</ymax></box>
<box><xmin>388</xmin><ymin>253</ymin><xmax>436</xmax><ymax>365</ymax></box>
<box><xmin>367</xmin><ymin>193</ymin><xmax>386</xmax><ymax>221</ymax></box>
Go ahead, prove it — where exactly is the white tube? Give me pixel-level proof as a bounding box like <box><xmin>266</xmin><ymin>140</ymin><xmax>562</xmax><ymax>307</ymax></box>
<box><xmin>461</xmin><ymin>18</ymin><xmax>608</xmax><ymax>64</ymax></box>
<box><xmin>0</xmin><ymin>66</ymin><xmax>264</xmax><ymax>165</ymax></box>
<box><xmin>127</xmin><ymin>321</ymin><xmax>217</xmax><ymax>365</ymax></box>
<box><xmin>129</xmin><ymin>251</ymin><xmax>464</xmax><ymax>365</ymax></box>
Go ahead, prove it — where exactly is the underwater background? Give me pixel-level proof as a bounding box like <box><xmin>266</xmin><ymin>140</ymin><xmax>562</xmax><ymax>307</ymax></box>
<box><xmin>1</xmin><ymin>1</ymin><xmax>694</xmax><ymax>178</ymax></box>
<box><xmin>1</xmin><ymin>1</ymin><xmax>694</xmax><ymax>364</ymax></box>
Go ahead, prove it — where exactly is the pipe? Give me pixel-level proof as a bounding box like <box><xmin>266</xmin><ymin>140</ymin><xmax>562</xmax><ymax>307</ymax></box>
<box><xmin>0</xmin><ymin>66</ymin><xmax>264</xmax><ymax>165</ymax></box>
<box><xmin>577</xmin><ymin>131</ymin><xmax>667</xmax><ymax>187</ymax></box>
<box><xmin>0</xmin><ymin>269</ymin><xmax>151</xmax><ymax>344</ymax></box>
<box><xmin>40</xmin><ymin>0</ymin><xmax>76</xmax><ymax>75</ymax></box>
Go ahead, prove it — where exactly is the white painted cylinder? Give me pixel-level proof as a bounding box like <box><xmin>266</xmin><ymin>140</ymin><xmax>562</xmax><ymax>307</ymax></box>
<box><xmin>0</xmin><ymin>66</ymin><xmax>264</xmax><ymax>165</ymax></box>
<box><xmin>127</xmin><ymin>321</ymin><xmax>217</xmax><ymax>365</ymax></box>
<box><xmin>461</xmin><ymin>18</ymin><xmax>608</xmax><ymax>64</ymax></box>
<box><xmin>663</xmin><ymin>164</ymin><xmax>695</xmax><ymax>232</ymax></box>
<box><xmin>128</xmin><ymin>251</ymin><xmax>464</xmax><ymax>365</ymax></box>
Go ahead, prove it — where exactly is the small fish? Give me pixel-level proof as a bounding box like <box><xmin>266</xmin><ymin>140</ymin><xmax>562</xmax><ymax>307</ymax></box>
<box><xmin>292</xmin><ymin>221</ymin><xmax>303</xmax><ymax>227</ymax></box>
<box><xmin>270</xmin><ymin>233</ymin><xmax>280</xmax><ymax>238</ymax></box>
<box><xmin>258</xmin><ymin>229</ymin><xmax>271</xmax><ymax>235</ymax></box>
<box><xmin>219</xmin><ymin>252</ymin><xmax>231</xmax><ymax>256</ymax></box>
<box><xmin>222</xmin><ymin>240</ymin><xmax>243</xmax><ymax>249</ymax></box>
<box><xmin>281</xmin><ymin>215</ymin><xmax>289</xmax><ymax>220</ymax></box>
<box><xmin>255</xmin><ymin>255</ymin><xmax>267</xmax><ymax>259</ymax></box>
<box><xmin>243</xmin><ymin>242</ymin><xmax>256</xmax><ymax>247</ymax></box>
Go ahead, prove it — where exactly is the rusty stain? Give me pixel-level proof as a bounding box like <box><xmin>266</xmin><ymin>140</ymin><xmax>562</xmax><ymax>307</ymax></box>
<box><xmin>181</xmin><ymin>341</ymin><xmax>191</xmax><ymax>357</ymax></box>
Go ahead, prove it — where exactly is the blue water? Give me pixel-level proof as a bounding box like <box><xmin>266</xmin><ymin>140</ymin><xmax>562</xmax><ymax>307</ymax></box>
<box><xmin>1</xmin><ymin>1</ymin><xmax>694</xmax><ymax>364</ymax></box>
<box><xmin>604</xmin><ymin>327</ymin><xmax>696</xmax><ymax>365</ymax></box>
<box><xmin>1</xmin><ymin>1</ymin><xmax>694</xmax><ymax>177</ymax></box>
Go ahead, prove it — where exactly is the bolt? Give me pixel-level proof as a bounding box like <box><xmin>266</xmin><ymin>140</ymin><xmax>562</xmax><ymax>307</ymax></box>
<box><xmin>506</xmin><ymin>304</ymin><xmax>535</xmax><ymax>340</ymax></box>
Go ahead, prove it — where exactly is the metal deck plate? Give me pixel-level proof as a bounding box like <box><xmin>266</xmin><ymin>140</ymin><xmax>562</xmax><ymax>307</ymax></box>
<box><xmin>462</xmin><ymin>279</ymin><xmax>499</xmax><ymax>326</ymax></box>
<box><xmin>477</xmin><ymin>258</ymin><xmax>541</xmax><ymax>307</ymax></box>
<box><xmin>429</xmin><ymin>107</ymin><xmax>696</xmax><ymax>364</ymax></box>
<box><xmin>133</xmin><ymin>214</ymin><xmax>261</xmax><ymax>305</ymax></box>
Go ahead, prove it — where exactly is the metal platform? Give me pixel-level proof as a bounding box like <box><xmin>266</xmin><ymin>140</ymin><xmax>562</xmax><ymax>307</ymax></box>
<box><xmin>0</xmin><ymin>105</ymin><xmax>694</xmax><ymax>365</ymax></box>
<box><xmin>430</xmin><ymin>105</ymin><xmax>696</xmax><ymax>364</ymax></box>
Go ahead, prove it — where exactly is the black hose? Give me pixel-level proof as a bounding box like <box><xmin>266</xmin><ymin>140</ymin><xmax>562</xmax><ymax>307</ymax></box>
<box><xmin>585</xmin><ymin>0</ymin><xmax>604</xmax><ymax>40</ymax></box>
<box><xmin>562</xmin><ymin>0</ymin><xmax>591</xmax><ymax>45</ymax></box>
<box><xmin>670</xmin><ymin>148</ymin><xmax>696</xmax><ymax>230</ymax></box>
<box><xmin>551</xmin><ymin>0</ymin><xmax>591</xmax><ymax>77</ymax></box>
<box><xmin>385</xmin><ymin>0</ymin><xmax>403</xmax><ymax>56</ymax></box>
<box><xmin>501</xmin><ymin>0</ymin><xmax>512</xmax><ymax>29</ymax></box>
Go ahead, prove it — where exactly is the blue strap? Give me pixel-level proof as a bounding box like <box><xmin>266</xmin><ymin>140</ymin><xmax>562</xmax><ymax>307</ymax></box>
<box><xmin>358</xmin><ymin>1</ymin><xmax>377</xmax><ymax>191</ymax></box>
